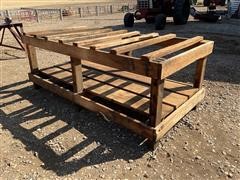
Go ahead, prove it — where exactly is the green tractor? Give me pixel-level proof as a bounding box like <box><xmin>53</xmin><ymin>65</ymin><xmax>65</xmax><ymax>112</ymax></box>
<box><xmin>124</xmin><ymin>0</ymin><xmax>191</xmax><ymax>29</ymax></box>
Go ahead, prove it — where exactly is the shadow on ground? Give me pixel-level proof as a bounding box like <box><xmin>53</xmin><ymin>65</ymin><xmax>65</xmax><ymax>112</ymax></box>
<box><xmin>0</xmin><ymin>50</ymin><xmax>26</xmax><ymax>61</ymax></box>
<box><xmin>0</xmin><ymin>80</ymin><xmax>149</xmax><ymax>176</ymax></box>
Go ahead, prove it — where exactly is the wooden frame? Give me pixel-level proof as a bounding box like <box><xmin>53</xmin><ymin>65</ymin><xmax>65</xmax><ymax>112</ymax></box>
<box><xmin>22</xmin><ymin>27</ymin><xmax>214</xmax><ymax>149</ymax></box>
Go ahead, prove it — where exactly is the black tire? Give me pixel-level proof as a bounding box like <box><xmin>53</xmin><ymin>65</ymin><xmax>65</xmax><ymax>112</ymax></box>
<box><xmin>155</xmin><ymin>14</ymin><xmax>166</xmax><ymax>30</ymax></box>
<box><xmin>145</xmin><ymin>17</ymin><xmax>155</xmax><ymax>24</ymax></box>
<box><xmin>173</xmin><ymin>0</ymin><xmax>190</xmax><ymax>25</ymax></box>
<box><xmin>220</xmin><ymin>0</ymin><xmax>226</xmax><ymax>6</ymax></box>
<box><xmin>124</xmin><ymin>13</ymin><xmax>134</xmax><ymax>27</ymax></box>
<box><xmin>203</xmin><ymin>0</ymin><xmax>210</xmax><ymax>6</ymax></box>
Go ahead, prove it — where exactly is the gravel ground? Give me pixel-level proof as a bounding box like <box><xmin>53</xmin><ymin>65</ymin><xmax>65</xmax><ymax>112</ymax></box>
<box><xmin>0</xmin><ymin>13</ymin><xmax>240</xmax><ymax>179</ymax></box>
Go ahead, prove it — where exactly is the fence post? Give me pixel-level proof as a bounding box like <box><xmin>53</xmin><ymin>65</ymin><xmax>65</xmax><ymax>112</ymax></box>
<box><xmin>79</xmin><ymin>7</ymin><xmax>82</xmax><ymax>17</ymax></box>
<box><xmin>59</xmin><ymin>8</ymin><xmax>63</xmax><ymax>20</ymax></box>
<box><xmin>35</xmin><ymin>9</ymin><xmax>40</xmax><ymax>23</ymax></box>
<box><xmin>95</xmin><ymin>6</ymin><xmax>99</xmax><ymax>16</ymax></box>
<box><xmin>6</xmin><ymin>10</ymin><xmax>11</xmax><ymax>18</ymax></box>
<box><xmin>110</xmin><ymin>5</ymin><xmax>113</xmax><ymax>14</ymax></box>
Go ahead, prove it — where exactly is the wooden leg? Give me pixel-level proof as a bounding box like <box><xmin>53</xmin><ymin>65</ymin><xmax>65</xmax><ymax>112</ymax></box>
<box><xmin>194</xmin><ymin>58</ymin><xmax>207</xmax><ymax>88</ymax></box>
<box><xmin>25</xmin><ymin>44</ymin><xmax>39</xmax><ymax>73</ymax></box>
<box><xmin>149</xmin><ymin>79</ymin><xmax>164</xmax><ymax>127</ymax></box>
<box><xmin>70</xmin><ymin>57</ymin><xmax>83</xmax><ymax>93</ymax></box>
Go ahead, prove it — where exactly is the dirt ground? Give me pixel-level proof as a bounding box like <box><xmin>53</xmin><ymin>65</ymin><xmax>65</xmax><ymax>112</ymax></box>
<box><xmin>0</xmin><ymin>13</ymin><xmax>240</xmax><ymax>179</ymax></box>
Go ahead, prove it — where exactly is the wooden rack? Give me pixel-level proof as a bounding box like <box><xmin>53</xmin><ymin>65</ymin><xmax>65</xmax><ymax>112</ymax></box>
<box><xmin>22</xmin><ymin>27</ymin><xmax>214</xmax><ymax>149</ymax></box>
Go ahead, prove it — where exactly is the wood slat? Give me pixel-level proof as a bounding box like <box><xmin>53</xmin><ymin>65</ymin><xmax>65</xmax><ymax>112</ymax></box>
<box><xmin>59</xmin><ymin>30</ymin><xmax>128</xmax><ymax>44</ymax></box>
<box><xmin>160</xmin><ymin>41</ymin><xmax>214</xmax><ymax>79</ymax></box>
<box><xmin>26</xmin><ymin>27</ymin><xmax>103</xmax><ymax>37</ymax></box>
<box><xmin>111</xmin><ymin>34</ymin><xmax>176</xmax><ymax>54</ymax></box>
<box><xmin>90</xmin><ymin>33</ymin><xmax>159</xmax><ymax>50</ymax></box>
<box><xmin>74</xmin><ymin>31</ymin><xmax>141</xmax><ymax>46</ymax></box>
<box><xmin>142</xmin><ymin>36</ymin><xmax>204</xmax><ymax>61</ymax></box>
<box><xmin>48</xmin><ymin>28</ymin><xmax>112</xmax><ymax>41</ymax></box>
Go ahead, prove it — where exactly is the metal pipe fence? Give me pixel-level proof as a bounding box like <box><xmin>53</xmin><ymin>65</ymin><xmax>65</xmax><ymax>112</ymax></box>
<box><xmin>0</xmin><ymin>3</ymin><xmax>136</xmax><ymax>23</ymax></box>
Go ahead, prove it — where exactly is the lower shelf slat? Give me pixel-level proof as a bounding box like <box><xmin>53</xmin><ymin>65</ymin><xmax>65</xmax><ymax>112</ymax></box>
<box><xmin>39</xmin><ymin>62</ymin><xmax>198</xmax><ymax>120</ymax></box>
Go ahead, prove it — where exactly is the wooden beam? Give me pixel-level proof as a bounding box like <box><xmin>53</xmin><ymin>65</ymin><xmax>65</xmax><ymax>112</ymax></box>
<box><xmin>149</xmin><ymin>79</ymin><xmax>165</xmax><ymax>127</ymax></box>
<box><xmin>25</xmin><ymin>26</ymin><xmax>102</xmax><ymax>36</ymax></box>
<box><xmin>160</xmin><ymin>41</ymin><xmax>214</xmax><ymax>79</ymax></box>
<box><xmin>194</xmin><ymin>58</ymin><xmax>207</xmax><ymax>88</ymax></box>
<box><xmin>74</xmin><ymin>31</ymin><xmax>140</xmax><ymax>46</ymax></box>
<box><xmin>111</xmin><ymin>34</ymin><xmax>176</xmax><ymax>54</ymax></box>
<box><xmin>155</xmin><ymin>88</ymin><xmax>205</xmax><ymax>140</ymax></box>
<box><xmin>142</xmin><ymin>36</ymin><xmax>204</xmax><ymax>61</ymax></box>
<box><xmin>59</xmin><ymin>30</ymin><xmax>128</xmax><ymax>44</ymax></box>
<box><xmin>22</xmin><ymin>35</ymin><xmax>158</xmax><ymax>77</ymax></box>
<box><xmin>70</xmin><ymin>57</ymin><xmax>83</xmax><ymax>93</ymax></box>
<box><xmin>25</xmin><ymin>44</ymin><xmax>38</xmax><ymax>73</ymax></box>
<box><xmin>90</xmin><ymin>33</ymin><xmax>159</xmax><ymax>50</ymax></box>
<box><xmin>48</xmin><ymin>28</ymin><xmax>112</xmax><ymax>40</ymax></box>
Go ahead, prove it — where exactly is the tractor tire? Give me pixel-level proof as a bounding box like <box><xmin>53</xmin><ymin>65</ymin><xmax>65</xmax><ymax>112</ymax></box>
<box><xmin>145</xmin><ymin>17</ymin><xmax>155</xmax><ymax>24</ymax></box>
<box><xmin>155</xmin><ymin>14</ymin><xmax>166</xmax><ymax>30</ymax></box>
<box><xmin>220</xmin><ymin>0</ymin><xmax>226</xmax><ymax>6</ymax></box>
<box><xmin>173</xmin><ymin>0</ymin><xmax>190</xmax><ymax>25</ymax></box>
<box><xmin>203</xmin><ymin>0</ymin><xmax>210</xmax><ymax>6</ymax></box>
<box><xmin>124</xmin><ymin>13</ymin><xmax>134</xmax><ymax>27</ymax></box>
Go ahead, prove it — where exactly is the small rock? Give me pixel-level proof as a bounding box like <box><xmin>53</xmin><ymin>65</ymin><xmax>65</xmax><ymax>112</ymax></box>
<box><xmin>126</xmin><ymin>166</ymin><xmax>132</xmax><ymax>170</ymax></box>
<box><xmin>147</xmin><ymin>164</ymin><xmax>152</xmax><ymax>168</ymax></box>
<box><xmin>166</xmin><ymin>152</ymin><xmax>171</xmax><ymax>158</ymax></box>
<box><xmin>143</xmin><ymin>172</ymin><xmax>149</xmax><ymax>178</ymax></box>
<box><xmin>99</xmin><ymin>174</ymin><xmax>105</xmax><ymax>179</ymax></box>
<box><xmin>7</xmin><ymin>162</ymin><xmax>11</xmax><ymax>167</ymax></box>
<box><xmin>222</xmin><ymin>151</ymin><xmax>227</xmax><ymax>155</ymax></box>
<box><xmin>102</xmin><ymin>167</ymin><xmax>106</xmax><ymax>172</ymax></box>
<box><xmin>227</xmin><ymin>172</ymin><xmax>233</xmax><ymax>178</ymax></box>
<box><xmin>128</xmin><ymin>159</ymin><xmax>134</xmax><ymax>163</ymax></box>
<box><xmin>93</xmin><ymin>164</ymin><xmax>99</xmax><ymax>169</ymax></box>
<box><xmin>195</xmin><ymin>156</ymin><xmax>201</xmax><ymax>160</ymax></box>
<box><xmin>33</xmin><ymin>152</ymin><xmax>38</xmax><ymax>157</ymax></box>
